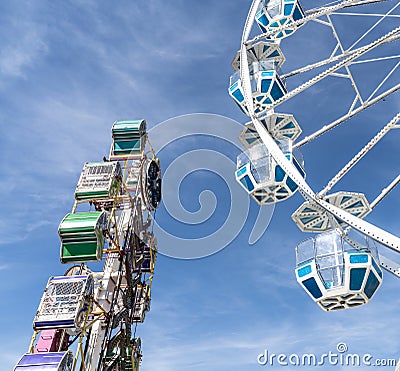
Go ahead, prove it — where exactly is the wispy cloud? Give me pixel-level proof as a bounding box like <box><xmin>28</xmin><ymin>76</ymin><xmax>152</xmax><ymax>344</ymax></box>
<box><xmin>0</xmin><ymin>2</ymin><xmax>49</xmax><ymax>79</ymax></box>
<box><xmin>0</xmin><ymin>29</ymin><xmax>47</xmax><ymax>77</ymax></box>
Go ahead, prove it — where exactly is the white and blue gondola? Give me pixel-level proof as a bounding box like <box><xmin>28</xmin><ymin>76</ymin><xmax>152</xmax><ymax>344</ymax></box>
<box><xmin>295</xmin><ymin>230</ymin><xmax>382</xmax><ymax>311</ymax></box>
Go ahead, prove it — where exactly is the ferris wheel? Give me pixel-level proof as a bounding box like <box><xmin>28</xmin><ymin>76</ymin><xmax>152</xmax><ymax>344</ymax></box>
<box><xmin>14</xmin><ymin>120</ymin><xmax>162</xmax><ymax>370</ymax></box>
<box><xmin>229</xmin><ymin>0</ymin><xmax>400</xmax><ymax>312</ymax></box>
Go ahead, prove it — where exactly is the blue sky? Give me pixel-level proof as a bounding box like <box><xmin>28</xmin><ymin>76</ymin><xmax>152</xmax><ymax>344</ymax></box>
<box><xmin>1</xmin><ymin>1</ymin><xmax>399</xmax><ymax>370</ymax></box>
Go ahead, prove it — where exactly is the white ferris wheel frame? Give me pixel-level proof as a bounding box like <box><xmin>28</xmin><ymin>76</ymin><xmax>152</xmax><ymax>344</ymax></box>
<box><xmin>239</xmin><ymin>0</ymin><xmax>400</xmax><ymax>276</ymax></box>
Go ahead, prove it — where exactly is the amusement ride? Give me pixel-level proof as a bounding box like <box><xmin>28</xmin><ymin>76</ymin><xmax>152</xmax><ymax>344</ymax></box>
<box><xmin>14</xmin><ymin>121</ymin><xmax>161</xmax><ymax>370</ymax></box>
<box><xmin>230</xmin><ymin>0</ymin><xmax>400</xmax><ymax>312</ymax></box>
<box><xmin>13</xmin><ymin>0</ymin><xmax>400</xmax><ymax>369</ymax></box>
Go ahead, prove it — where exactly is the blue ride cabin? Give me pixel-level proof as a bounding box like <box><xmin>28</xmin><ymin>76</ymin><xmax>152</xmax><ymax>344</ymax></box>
<box><xmin>256</xmin><ymin>0</ymin><xmax>305</xmax><ymax>39</ymax></box>
<box><xmin>229</xmin><ymin>41</ymin><xmax>287</xmax><ymax>115</ymax></box>
<box><xmin>295</xmin><ymin>230</ymin><xmax>382</xmax><ymax>311</ymax></box>
<box><xmin>235</xmin><ymin>139</ymin><xmax>304</xmax><ymax>204</ymax></box>
<box><xmin>14</xmin><ymin>351</ymin><xmax>73</xmax><ymax>371</ymax></box>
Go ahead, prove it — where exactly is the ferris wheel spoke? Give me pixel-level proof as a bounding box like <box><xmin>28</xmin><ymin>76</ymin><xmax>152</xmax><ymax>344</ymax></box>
<box><xmin>257</xmin><ymin>26</ymin><xmax>400</xmax><ymax>114</ymax></box>
<box><xmin>246</xmin><ymin>113</ymin><xmax>400</xmax><ymax>252</ymax></box>
<box><xmin>282</xmin><ymin>47</ymin><xmax>400</xmax><ymax>83</ymax></box>
<box><xmin>340</xmin><ymin>176</ymin><xmax>400</xmax><ymax>277</ymax></box>
<box><xmin>249</xmin><ymin>0</ymin><xmax>382</xmax><ymax>44</ymax></box>
<box><xmin>370</xmin><ymin>174</ymin><xmax>400</xmax><ymax>209</ymax></box>
<box><xmin>311</xmin><ymin>0</ymin><xmax>388</xmax><ymax>11</ymax></box>
<box><xmin>294</xmin><ymin>82</ymin><xmax>400</xmax><ymax>148</ymax></box>
<box><xmin>367</xmin><ymin>60</ymin><xmax>400</xmax><ymax>101</ymax></box>
<box><xmin>345</xmin><ymin>0</ymin><xmax>400</xmax><ymax>50</ymax></box>
<box><xmin>353</xmin><ymin>55</ymin><xmax>400</xmax><ymax>65</ymax></box>
<box><xmin>293</xmin><ymin>170</ymin><xmax>399</xmax><ymax>248</ymax></box>
<box><xmin>245</xmin><ymin>0</ymin><xmax>400</xmax><ymax>119</ymax></box>
<box><xmin>326</xmin><ymin>14</ymin><xmax>365</xmax><ymax>103</ymax></box>
<box><xmin>319</xmin><ymin>113</ymin><xmax>400</xmax><ymax>196</ymax></box>
<box><xmin>378</xmin><ymin>253</ymin><xmax>400</xmax><ymax>278</ymax></box>
<box><xmin>281</xmin><ymin>47</ymin><xmax>360</xmax><ymax>79</ymax></box>
<box><xmin>333</xmin><ymin>11</ymin><xmax>400</xmax><ymax>16</ymax></box>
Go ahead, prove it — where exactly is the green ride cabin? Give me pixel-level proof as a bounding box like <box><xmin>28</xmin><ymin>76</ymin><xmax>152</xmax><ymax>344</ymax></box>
<box><xmin>59</xmin><ymin>211</ymin><xmax>108</xmax><ymax>263</ymax></box>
